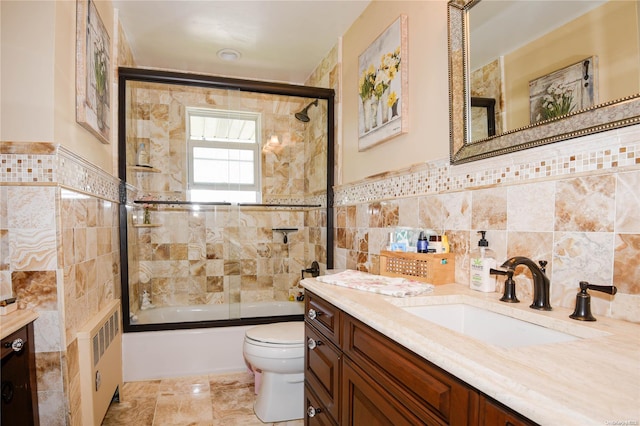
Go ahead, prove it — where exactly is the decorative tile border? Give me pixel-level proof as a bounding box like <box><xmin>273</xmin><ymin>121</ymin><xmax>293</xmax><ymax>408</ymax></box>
<box><xmin>0</xmin><ymin>143</ymin><xmax>120</xmax><ymax>202</ymax></box>
<box><xmin>335</xmin><ymin>125</ymin><xmax>640</xmax><ymax>206</ymax></box>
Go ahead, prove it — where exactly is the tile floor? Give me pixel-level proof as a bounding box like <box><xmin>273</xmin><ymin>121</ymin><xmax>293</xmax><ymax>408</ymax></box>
<box><xmin>102</xmin><ymin>371</ymin><xmax>304</xmax><ymax>426</ymax></box>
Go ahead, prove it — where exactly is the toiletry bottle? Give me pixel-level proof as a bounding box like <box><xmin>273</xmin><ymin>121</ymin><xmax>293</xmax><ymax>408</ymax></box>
<box><xmin>137</xmin><ymin>142</ymin><xmax>150</xmax><ymax>166</ymax></box>
<box><xmin>441</xmin><ymin>234</ymin><xmax>450</xmax><ymax>253</ymax></box>
<box><xmin>470</xmin><ymin>231</ymin><xmax>497</xmax><ymax>292</ymax></box>
<box><xmin>417</xmin><ymin>231</ymin><xmax>429</xmax><ymax>253</ymax></box>
<box><xmin>429</xmin><ymin>235</ymin><xmax>442</xmax><ymax>253</ymax></box>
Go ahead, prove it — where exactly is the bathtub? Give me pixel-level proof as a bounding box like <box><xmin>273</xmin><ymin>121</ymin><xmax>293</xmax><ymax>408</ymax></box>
<box><xmin>131</xmin><ymin>300</ymin><xmax>304</xmax><ymax>324</ymax></box>
<box><xmin>122</xmin><ymin>301</ymin><xmax>305</xmax><ymax>381</ymax></box>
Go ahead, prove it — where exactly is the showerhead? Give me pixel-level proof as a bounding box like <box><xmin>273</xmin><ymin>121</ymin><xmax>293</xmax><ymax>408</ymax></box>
<box><xmin>295</xmin><ymin>99</ymin><xmax>318</xmax><ymax>123</ymax></box>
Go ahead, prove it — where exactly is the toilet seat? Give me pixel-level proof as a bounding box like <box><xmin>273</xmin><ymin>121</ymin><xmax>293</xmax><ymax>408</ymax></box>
<box><xmin>245</xmin><ymin>322</ymin><xmax>304</xmax><ymax>346</ymax></box>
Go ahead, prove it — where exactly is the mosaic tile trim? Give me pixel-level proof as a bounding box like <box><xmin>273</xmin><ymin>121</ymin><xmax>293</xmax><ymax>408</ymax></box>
<box><xmin>0</xmin><ymin>153</ymin><xmax>56</xmax><ymax>183</ymax></box>
<box><xmin>0</xmin><ymin>143</ymin><xmax>120</xmax><ymax>202</ymax></box>
<box><xmin>335</xmin><ymin>126</ymin><xmax>640</xmax><ymax>206</ymax></box>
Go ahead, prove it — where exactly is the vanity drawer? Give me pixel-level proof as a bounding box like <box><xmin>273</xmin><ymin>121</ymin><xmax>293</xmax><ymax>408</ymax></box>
<box><xmin>305</xmin><ymin>323</ymin><xmax>341</xmax><ymax>423</ymax></box>
<box><xmin>305</xmin><ymin>384</ymin><xmax>337</xmax><ymax>426</ymax></box>
<box><xmin>305</xmin><ymin>291</ymin><xmax>341</xmax><ymax>346</ymax></box>
<box><xmin>342</xmin><ymin>313</ymin><xmax>476</xmax><ymax>425</ymax></box>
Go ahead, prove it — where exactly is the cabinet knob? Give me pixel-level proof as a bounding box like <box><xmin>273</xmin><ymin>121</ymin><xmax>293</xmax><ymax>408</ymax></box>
<box><xmin>3</xmin><ymin>338</ymin><xmax>24</xmax><ymax>352</ymax></box>
<box><xmin>307</xmin><ymin>338</ymin><xmax>323</xmax><ymax>350</ymax></box>
<box><xmin>307</xmin><ymin>308</ymin><xmax>323</xmax><ymax>320</ymax></box>
<box><xmin>307</xmin><ymin>405</ymin><xmax>322</xmax><ymax>418</ymax></box>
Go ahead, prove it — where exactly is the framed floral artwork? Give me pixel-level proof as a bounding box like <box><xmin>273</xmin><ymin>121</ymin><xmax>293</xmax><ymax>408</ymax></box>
<box><xmin>358</xmin><ymin>15</ymin><xmax>408</xmax><ymax>151</ymax></box>
<box><xmin>529</xmin><ymin>57</ymin><xmax>597</xmax><ymax>124</ymax></box>
<box><xmin>76</xmin><ymin>0</ymin><xmax>111</xmax><ymax>144</ymax></box>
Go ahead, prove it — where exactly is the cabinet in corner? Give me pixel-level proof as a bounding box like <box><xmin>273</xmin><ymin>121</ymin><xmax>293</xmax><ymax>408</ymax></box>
<box><xmin>1</xmin><ymin>321</ymin><xmax>40</xmax><ymax>425</ymax></box>
<box><xmin>303</xmin><ymin>290</ymin><xmax>538</xmax><ymax>426</ymax></box>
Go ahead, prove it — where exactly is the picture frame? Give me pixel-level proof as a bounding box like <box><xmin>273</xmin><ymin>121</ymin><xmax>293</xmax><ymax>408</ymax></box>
<box><xmin>529</xmin><ymin>56</ymin><xmax>597</xmax><ymax>124</ymax></box>
<box><xmin>76</xmin><ymin>0</ymin><xmax>111</xmax><ymax>144</ymax></box>
<box><xmin>358</xmin><ymin>15</ymin><xmax>408</xmax><ymax>151</ymax></box>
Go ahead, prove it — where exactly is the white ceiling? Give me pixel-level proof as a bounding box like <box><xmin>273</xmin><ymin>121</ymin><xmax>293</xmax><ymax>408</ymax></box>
<box><xmin>113</xmin><ymin>0</ymin><xmax>371</xmax><ymax>84</ymax></box>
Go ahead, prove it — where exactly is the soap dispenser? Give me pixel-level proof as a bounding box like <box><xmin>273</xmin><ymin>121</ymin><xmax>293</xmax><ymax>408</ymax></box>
<box><xmin>470</xmin><ymin>231</ymin><xmax>497</xmax><ymax>292</ymax></box>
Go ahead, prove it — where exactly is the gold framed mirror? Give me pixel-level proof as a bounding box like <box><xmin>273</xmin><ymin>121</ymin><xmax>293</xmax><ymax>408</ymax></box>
<box><xmin>448</xmin><ymin>0</ymin><xmax>640</xmax><ymax>164</ymax></box>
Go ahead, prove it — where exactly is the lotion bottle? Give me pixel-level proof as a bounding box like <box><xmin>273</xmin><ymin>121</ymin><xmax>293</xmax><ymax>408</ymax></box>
<box><xmin>470</xmin><ymin>231</ymin><xmax>497</xmax><ymax>292</ymax></box>
<box><xmin>137</xmin><ymin>142</ymin><xmax>150</xmax><ymax>166</ymax></box>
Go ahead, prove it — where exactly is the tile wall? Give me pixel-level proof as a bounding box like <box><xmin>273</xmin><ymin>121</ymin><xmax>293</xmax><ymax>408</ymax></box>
<box><xmin>0</xmin><ymin>142</ymin><xmax>121</xmax><ymax>425</ymax></box>
<box><xmin>333</xmin><ymin>124</ymin><xmax>640</xmax><ymax>323</ymax></box>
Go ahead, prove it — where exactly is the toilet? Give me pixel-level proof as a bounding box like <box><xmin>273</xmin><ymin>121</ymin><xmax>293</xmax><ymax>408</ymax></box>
<box><xmin>243</xmin><ymin>321</ymin><xmax>305</xmax><ymax>422</ymax></box>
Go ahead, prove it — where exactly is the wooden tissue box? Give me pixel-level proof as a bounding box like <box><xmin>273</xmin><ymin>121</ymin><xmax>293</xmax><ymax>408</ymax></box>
<box><xmin>379</xmin><ymin>251</ymin><xmax>455</xmax><ymax>285</ymax></box>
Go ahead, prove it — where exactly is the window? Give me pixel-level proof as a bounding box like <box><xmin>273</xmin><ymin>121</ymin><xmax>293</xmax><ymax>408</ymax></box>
<box><xmin>187</xmin><ymin>108</ymin><xmax>261</xmax><ymax>203</ymax></box>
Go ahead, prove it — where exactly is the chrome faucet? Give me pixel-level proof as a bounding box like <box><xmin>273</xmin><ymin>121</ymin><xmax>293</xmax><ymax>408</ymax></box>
<box><xmin>500</xmin><ymin>256</ymin><xmax>552</xmax><ymax>311</ymax></box>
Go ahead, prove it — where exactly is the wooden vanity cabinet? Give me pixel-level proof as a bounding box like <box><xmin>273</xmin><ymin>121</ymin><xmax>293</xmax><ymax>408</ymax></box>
<box><xmin>479</xmin><ymin>396</ymin><xmax>537</xmax><ymax>426</ymax></box>
<box><xmin>304</xmin><ymin>290</ymin><xmax>536</xmax><ymax>426</ymax></box>
<box><xmin>342</xmin><ymin>313</ymin><xmax>478</xmax><ymax>425</ymax></box>
<box><xmin>305</xmin><ymin>291</ymin><xmax>342</xmax><ymax>425</ymax></box>
<box><xmin>1</xmin><ymin>322</ymin><xmax>40</xmax><ymax>426</ymax></box>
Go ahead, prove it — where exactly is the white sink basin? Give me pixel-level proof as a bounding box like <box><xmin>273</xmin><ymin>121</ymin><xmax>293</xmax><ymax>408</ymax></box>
<box><xmin>402</xmin><ymin>303</ymin><xmax>581</xmax><ymax>348</ymax></box>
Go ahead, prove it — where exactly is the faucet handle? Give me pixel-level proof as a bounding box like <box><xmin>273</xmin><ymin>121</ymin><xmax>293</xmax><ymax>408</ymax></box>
<box><xmin>570</xmin><ymin>281</ymin><xmax>618</xmax><ymax>321</ymax></box>
<box><xmin>538</xmin><ymin>260</ymin><xmax>548</xmax><ymax>273</ymax></box>
<box><xmin>579</xmin><ymin>280</ymin><xmax>617</xmax><ymax>295</ymax></box>
<box><xmin>490</xmin><ymin>268</ymin><xmax>519</xmax><ymax>303</ymax></box>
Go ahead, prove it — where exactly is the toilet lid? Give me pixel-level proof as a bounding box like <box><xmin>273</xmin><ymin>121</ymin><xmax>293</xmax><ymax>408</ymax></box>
<box><xmin>246</xmin><ymin>322</ymin><xmax>304</xmax><ymax>344</ymax></box>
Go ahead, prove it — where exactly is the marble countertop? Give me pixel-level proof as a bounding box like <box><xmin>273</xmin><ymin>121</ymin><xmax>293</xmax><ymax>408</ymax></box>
<box><xmin>301</xmin><ymin>279</ymin><xmax>640</xmax><ymax>425</ymax></box>
<box><xmin>0</xmin><ymin>309</ymin><xmax>39</xmax><ymax>340</ymax></box>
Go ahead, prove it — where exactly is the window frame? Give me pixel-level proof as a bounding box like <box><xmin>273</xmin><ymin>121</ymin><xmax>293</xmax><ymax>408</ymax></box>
<box><xmin>186</xmin><ymin>107</ymin><xmax>262</xmax><ymax>200</ymax></box>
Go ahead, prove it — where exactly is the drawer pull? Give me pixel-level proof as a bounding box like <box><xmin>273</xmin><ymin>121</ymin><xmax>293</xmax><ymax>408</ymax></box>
<box><xmin>307</xmin><ymin>338</ymin><xmax>323</xmax><ymax>350</ymax></box>
<box><xmin>3</xmin><ymin>338</ymin><xmax>24</xmax><ymax>352</ymax></box>
<box><xmin>307</xmin><ymin>405</ymin><xmax>322</xmax><ymax>417</ymax></box>
<box><xmin>307</xmin><ymin>308</ymin><xmax>323</xmax><ymax>320</ymax></box>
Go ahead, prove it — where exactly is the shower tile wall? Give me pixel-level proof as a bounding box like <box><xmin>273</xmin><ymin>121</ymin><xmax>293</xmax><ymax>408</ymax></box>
<box><xmin>125</xmin><ymin>82</ymin><xmax>328</xmax><ymax>312</ymax></box>
<box><xmin>135</xmin><ymin>207</ymin><xmax>308</xmax><ymax>308</ymax></box>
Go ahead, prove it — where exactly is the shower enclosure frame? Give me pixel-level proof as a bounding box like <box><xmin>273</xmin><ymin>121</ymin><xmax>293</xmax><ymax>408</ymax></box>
<box><xmin>117</xmin><ymin>67</ymin><xmax>335</xmax><ymax>333</ymax></box>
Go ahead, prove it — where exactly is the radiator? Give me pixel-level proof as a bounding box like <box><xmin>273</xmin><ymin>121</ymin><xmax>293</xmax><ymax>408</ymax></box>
<box><xmin>77</xmin><ymin>299</ymin><xmax>123</xmax><ymax>426</ymax></box>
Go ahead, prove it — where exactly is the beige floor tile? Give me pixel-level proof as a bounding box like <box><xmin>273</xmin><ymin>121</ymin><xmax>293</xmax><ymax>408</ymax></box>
<box><xmin>159</xmin><ymin>375</ymin><xmax>212</xmax><ymax>396</ymax></box>
<box><xmin>102</xmin><ymin>372</ymin><xmax>304</xmax><ymax>426</ymax></box>
<box><xmin>153</xmin><ymin>392</ymin><xmax>214</xmax><ymax>425</ymax></box>
<box><xmin>102</xmin><ymin>397</ymin><xmax>156</xmax><ymax>425</ymax></box>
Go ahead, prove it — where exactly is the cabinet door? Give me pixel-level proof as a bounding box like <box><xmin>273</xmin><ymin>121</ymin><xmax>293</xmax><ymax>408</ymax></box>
<box><xmin>480</xmin><ymin>397</ymin><xmax>538</xmax><ymax>426</ymax></box>
<box><xmin>343</xmin><ymin>314</ymin><xmax>477</xmax><ymax>425</ymax></box>
<box><xmin>341</xmin><ymin>358</ymin><xmax>429</xmax><ymax>426</ymax></box>
<box><xmin>305</xmin><ymin>324</ymin><xmax>341</xmax><ymax>422</ymax></box>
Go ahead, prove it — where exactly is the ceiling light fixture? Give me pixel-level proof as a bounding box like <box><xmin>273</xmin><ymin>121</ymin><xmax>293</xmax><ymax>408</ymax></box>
<box><xmin>217</xmin><ymin>48</ymin><xmax>241</xmax><ymax>61</ymax></box>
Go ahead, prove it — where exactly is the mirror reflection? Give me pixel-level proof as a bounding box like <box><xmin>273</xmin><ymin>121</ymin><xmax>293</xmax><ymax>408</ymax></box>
<box><xmin>467</xmin><ymin>0</ymin><xmax>640</xmax><ymax>143</ymax></box>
